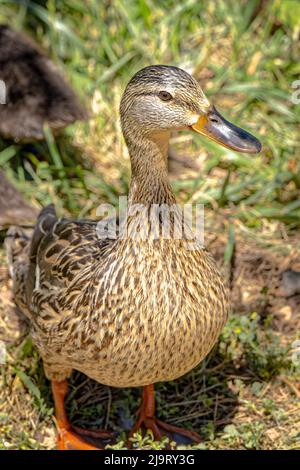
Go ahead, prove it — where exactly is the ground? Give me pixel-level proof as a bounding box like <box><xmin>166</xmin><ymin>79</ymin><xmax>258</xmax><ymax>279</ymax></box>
<box><xmin>0</xmin><ymin>223</ymin><xmax>299</xmax><ymax>450</ymax></box>
<box><xmin>0</xmin><ymin>0</ymin><xmax>299</xmax><ymax>450</ymax></box>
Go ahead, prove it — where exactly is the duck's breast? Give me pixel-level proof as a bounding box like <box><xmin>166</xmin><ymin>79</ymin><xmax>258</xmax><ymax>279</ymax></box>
<box><xmin>75</xmin><ymin>240</ymin><xmax>229</xmax><ymax>387</ymax></box>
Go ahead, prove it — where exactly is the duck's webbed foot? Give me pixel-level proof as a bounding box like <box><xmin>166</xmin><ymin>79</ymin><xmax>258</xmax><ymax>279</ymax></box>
<box><xmin>128</xmin><ymin>384</ymin><xmax>201</xmax><ymax>448</ymax></box>
<box><xmin>57</xmin><ymin>427</ymin><xmax>102</xmax><ymax>450</ymax></box>
<box><xmin>51</xmin><ymin>380</ymin><xmax>115</xmax><ymax>450</ymax></box>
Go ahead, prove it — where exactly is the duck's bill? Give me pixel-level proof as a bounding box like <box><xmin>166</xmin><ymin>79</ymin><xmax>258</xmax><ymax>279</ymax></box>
<box><xmin>191</xmin><ymin>106</ymin><xmax>261</xmax><ymax>154</ymax></box>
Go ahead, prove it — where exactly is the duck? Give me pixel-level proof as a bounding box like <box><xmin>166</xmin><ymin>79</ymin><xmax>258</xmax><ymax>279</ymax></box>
<box><xmin>0</xmin><ymin>24</ymin><xmax>87</xmax><ymax>141</ymax></box>
<box><xmin>0</xmin><ymin>25</ymin><xmax>87</xmax><ymax>228</ymax></box>
<box><xmin>6</xmin><ymin>65</ymin><xmax>261</xmax><ymax>450</ymax></box>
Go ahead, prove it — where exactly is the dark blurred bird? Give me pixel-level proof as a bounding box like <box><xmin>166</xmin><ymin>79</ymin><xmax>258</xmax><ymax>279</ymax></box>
<box><xmin>0</xmin><ymin>24</ymin><xmax>87</xmax><ymax>141</ymax></box>
<box><xmin>0</xmin><ymin>25</ymin><xmax>88</xmax><ymax>228</ymax></box>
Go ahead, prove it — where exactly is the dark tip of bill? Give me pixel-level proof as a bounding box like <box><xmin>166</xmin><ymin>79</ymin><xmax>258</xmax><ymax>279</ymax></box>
<box><xmin>248</xmin><ymin>134</ymin><xmax>262</xmax><ymax>154</ymax></box>
<box><xmin>236</xmin><ymin>127</ymin><xmax>262</xmax><ymax>154</ymax></box>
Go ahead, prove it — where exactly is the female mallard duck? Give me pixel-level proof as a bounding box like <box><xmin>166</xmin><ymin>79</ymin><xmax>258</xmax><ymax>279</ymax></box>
<box><xmin>6</xmin><ymin>65</ymin><xmax>261</xmax><ymax>449</ymax></box>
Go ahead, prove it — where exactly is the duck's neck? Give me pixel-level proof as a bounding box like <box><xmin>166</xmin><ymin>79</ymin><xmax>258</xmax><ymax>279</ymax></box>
<box><xmin>126</xmin><ymin>130</ymin><xmax>176</xmax><ymax>206</ymax></box>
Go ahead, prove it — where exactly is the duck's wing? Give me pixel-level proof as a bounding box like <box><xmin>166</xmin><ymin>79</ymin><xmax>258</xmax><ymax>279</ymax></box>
<box><xmin>6</xmin><ymin>203</ymin><xmax>109</xmax><ymax>324</ymax></box>
<box><xmin>0</xmin><ymin>171</ymin><xmax>38</xmax><ymax>228</ymax></box>
<box><xmin>25</xmin><ymin>205</ymin><xmax>107</xmax><ymax>306</ymax></box>
<box><xmin>0</xmin><ymin>25</ymin><xmax>88</xmax><ymax>140</ymax></box>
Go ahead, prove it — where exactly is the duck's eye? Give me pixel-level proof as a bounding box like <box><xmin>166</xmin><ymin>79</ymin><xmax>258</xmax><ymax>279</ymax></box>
<box><xmin>158</xmin><ymin>91</ymin><xmax>173</xmax><ymax>101</ymax></box>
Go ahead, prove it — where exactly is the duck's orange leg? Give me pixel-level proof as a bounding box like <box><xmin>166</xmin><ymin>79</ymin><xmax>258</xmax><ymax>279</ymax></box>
<box><xmin>128</xmin><ymin>384</ymin><xmax>201</xmax><ymax>447</ymax></box>
<box><xmin>51</xmin><ymin>380</ymin><xmax>113</xmax><ymax>450</ymax></box>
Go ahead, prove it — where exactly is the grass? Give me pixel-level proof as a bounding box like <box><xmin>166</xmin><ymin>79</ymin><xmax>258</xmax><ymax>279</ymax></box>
<box><xmin>0</xmin><ymin>0</ymin><xmax>300</xmax><ymax>450</ymax></box>
<box><xmin>0</xmin><ymin>0</ymin><xmax>299</xmax><ymax>225</ymax></box>
<box><xmin>1</xmin><ymin>306</ymin><xmax>299</xmax><ymax>450</ymax></box>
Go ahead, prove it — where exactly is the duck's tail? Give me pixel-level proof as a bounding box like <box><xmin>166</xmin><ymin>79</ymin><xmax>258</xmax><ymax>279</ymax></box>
<box><xmin>4</xmin><ymin>225</ymin><xmax>33</xmax><ymax>319</ymax></box>
<box><xmin>5</xmin><ymin>225</ymin><xmax>33</xmax><ymax>279</ymax></box>
<box><xmin>5</xmin><ymin>203</ymin><xmax>57</xmax><ymax>274</ymax></box>
<box><xmin>0</xmin><ymin>172</ymin><xmax>37</xmax><ymax>279</ymax></box>
<box><xmin>4</xmin><ymin>204</ymin><xmax>56</xmax><ymax>320</ymax></box>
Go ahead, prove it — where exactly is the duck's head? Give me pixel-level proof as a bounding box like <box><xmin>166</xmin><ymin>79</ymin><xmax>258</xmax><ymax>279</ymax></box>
<box><xmin>120</xmin><ymin>65</ymin><xmax>261</xmax><ymax>154</ymax></box>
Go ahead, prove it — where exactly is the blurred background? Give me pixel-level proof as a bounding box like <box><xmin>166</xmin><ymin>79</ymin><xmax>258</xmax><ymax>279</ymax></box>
<box><xmin>0</xmin><ymin>0</ymin><xmax>299</xmax><ymax>450</ymax></box>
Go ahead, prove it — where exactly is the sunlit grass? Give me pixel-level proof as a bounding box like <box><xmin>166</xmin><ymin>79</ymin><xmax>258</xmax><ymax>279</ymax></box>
<box><xmin>0</xmin><ymin>0</ymin><xmax>299</xmax><ymax>229</ymax></box>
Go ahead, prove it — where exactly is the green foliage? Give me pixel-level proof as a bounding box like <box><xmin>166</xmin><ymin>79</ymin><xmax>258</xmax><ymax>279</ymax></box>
<box><xmin>272</xmin><ymin>0</ymin><xmax>300</xmax><ymax>31</ymax></box>
<box><xmin>220</xmin><ymin>312</ymin><xmax>294</xmax><ymax>379</ymax></box>
<box><xmin>0</xmin><ymin>0</ymin><xmax>298</xmax><ymax>228</ymax></box>
<box><xmin>222</xmin><ymin>422</ymin><xmax>265</xmax><ymax>449</ymax></box>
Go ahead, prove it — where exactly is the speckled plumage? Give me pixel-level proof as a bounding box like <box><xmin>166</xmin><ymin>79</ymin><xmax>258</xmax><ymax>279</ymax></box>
<box><xmin>7</xmin><ymin>65</ymin><xmax>229</xmax><ymax>391</ymax></box>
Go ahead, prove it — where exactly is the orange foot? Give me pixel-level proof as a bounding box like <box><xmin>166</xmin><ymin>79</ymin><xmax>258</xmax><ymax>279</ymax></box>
<box><xmin>57</xmin><ymin>428</ymin><xmax>102</xmax><ymax>450</ymax></box>
<box><xmin>52</xmin><ymin>380</ymin><xmax>115</xmax><ymax>450</ymax></box>
<box><xmin>128</xmin><ymin>384</ymin><xmax>201</xmax><ymax>448</ymax></box>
